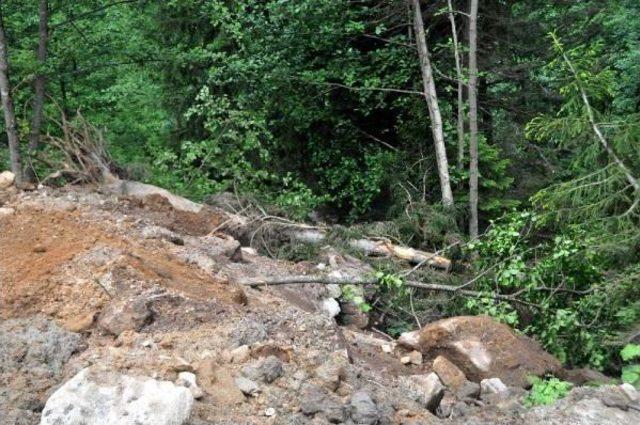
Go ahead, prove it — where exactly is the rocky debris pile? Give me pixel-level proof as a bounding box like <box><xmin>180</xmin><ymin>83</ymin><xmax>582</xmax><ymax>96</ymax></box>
<box><xmin>398</xmin><ymin>315</ymin><xmax>562</xmax><ymax>387</ymax></box>
<box><xmin>1</xmin><ymin>178</ymin><xmax>640</xmax><ymax>425</ymax></box>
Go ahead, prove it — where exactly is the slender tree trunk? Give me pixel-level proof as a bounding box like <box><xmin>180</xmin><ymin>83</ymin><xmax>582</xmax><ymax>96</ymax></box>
<box><xmin>25</xmin><ymin>0</ymin><xmax>48</xmax><ymax>182</ymax></box>
<box><xmin>468</xmin><ymin>0</ymin><xmax>479</xmax><ymax>238</ymax></box>
<box><xmin>447</xmin><ymin>0</ymin><xmax>465</xmax><ymax>170</ymax></box>
<box><xmin>411</xmin><ymin>0</ymin><xmax>454</xmax><ymax>207</ymax></box>
<box><xmin>0</xmin><ymin>8</ymin><xmax>22</xmax><ymax>183</ymax></box>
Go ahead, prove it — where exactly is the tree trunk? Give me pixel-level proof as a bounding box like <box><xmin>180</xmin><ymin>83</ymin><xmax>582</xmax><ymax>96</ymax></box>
<box><xmin>447</xmin><ymin>0</ymin><xmax>466</xmax><ymax>170</ymax></box>
<box><xmin>411</xmin><ymin>0</ymin><xmax>454</xmax><ymax>207</ymax></box>
<box><xmin>0</xmin><ymin>8</ymin><xmax>22</xmax><ymax>184</ymax></box>
<box><xmin>25</xmin><ymin>0</ymin><xmax>48</xmax><ymax>182</ymax></box>
<box><xmin>468</xmin><ymin>0</ymin><xmax>479</xmax><ymax>238</ymax></box>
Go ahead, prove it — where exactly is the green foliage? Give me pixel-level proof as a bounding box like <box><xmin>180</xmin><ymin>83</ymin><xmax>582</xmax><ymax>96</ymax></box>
<box><xmin>524</xmin><ymin>377</ymin><xmax>572</xmax><ymax>407</ymax></box>
<box><xmin>464</xmin><ymin>211</ymin><xmax>640</xmax><ymax>369</ymax></box>
<box><xmin>621</xmin><ymin>344</ymin><xmax>640</xmax><ymax>389</ymax></box>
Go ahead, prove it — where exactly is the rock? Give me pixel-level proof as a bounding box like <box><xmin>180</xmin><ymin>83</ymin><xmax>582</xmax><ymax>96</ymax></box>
<box><xmin>0</xmin><ymin>170</ymin><xmax>15</xmax><ymax>189</ymax></box>
<box><xmin>409</xmin><ymin>350</ymin><xmax>423</xmax><ymax>365</ymax></box>
<box><xmin>229</xmin><ymin>345</ymin><xmax>251</xmax><ymax>363</ymax></box>
<box><xmin>326</xmin><ymin>284</ymin><xmax>342</xmax><ymax>299</ymax></box>
<box><xmin>320</xmin><ymin>297</ymin><xmax>341</xmax><ymax>318</ymax></box>
<box><xmin>522</xmin><ymin>385</ymin><xmax>640</xmax><ymax>425</ymax></box>
<box><xmin>109</xmin><ymin>180</ymin><xmax>203</xmax><ymax>213</ymax></box>
<box><xmin>398</xmin><ymin>373</ymin><xmax>445</xmax><ymax>412</ymax></box>
<box><xmin>230</xmin><ymin>319</ymin><xmax>268</xmax><ymax>347</ymax></box>
<box><xmin>0</xmin><ymin>316</ymin><xmax>81</xmax><ymax>376</ymax></box>
<box><xmin>241</xmin><ymin>356</ymin><xmax>284</xmax><ymax>383</ymax></box>
<box><xmin>480</xmin><ymin>378</ymin><xmax>509</xmax><ymax>396</ymax></box>
<box><xmin>142</xmin><ymin>225</ymin><xmax>184</xmax><ymax>245</ymax></box>
<box><xmin>456</xmin><ymin>380</ymin><xmax>480</xmax><ymax>399</ymax></box>
<box><xmin>300</xmin><ymin>383</ymin><xmax>345</xmax><ymax>423</ymax></box>
<box><xmin>315</xmin><ymin>350</ymin><xmax>349</xmax><ymax>392</ymax></box>
<box><xmin>620</xmin><ymin>383</ymin><xmax>639</xmax><ymax>402</ymax></box>
<box><xmin>176</xmin><ymin>372</ymin><xmax>204</xmax><ymax>399</ymax></box>
<box><xmin>560</xmin><ymin>368</ymin><xmax>614</xmax><ymax>386</ymax></box>
<box><xmin>97</xmin><ymin>297</ymin><xmax>152</xmax><ymax>336</ymax></box>
<box><xmin>195</xmin><ymin>359</ymin><xmax>245</xmax><ymax>406</ymax></box>
<box><xmin>32</xmin><ymin>244</ymin><xmax>47</xmax><ymax>253</ymax></box>
<box><xmin>235</xmin><ymin>376</ymin><xmax>260</xmax><ymax>396</ymax></box>
<box><xmin>401</xmin><ymin>356</ymin><xmax>412</xmax><ymax>364</ymax></box>
<box><xmin>264</xmin><ymin>407</ymin><xmax>276</xmax><ymax>417</ymax></box>
<box><xmin>0</xmin><ymin>207</ymin><xmax>15</xmax><ymax>217</ymax></box>
<box><xmin>432</xmin><ymin>356</ymin><xmax>467</xmax><ymax>392</ymax></box>
<box><xmin>62</xmin><ymin>312</ymin><xmax>96</xmax><ymax>333</ymax></box>
<box><xmin>348</xmin><ymin>391</ymin><xmax>379</xmax><ymax>425</ymax></box>
<box><xmin>230</xmin><ymin>286</ymin><xmax>248</xmax><ymax>305</ymax></box>
<box><xmin>398</xmin><ymin>315</ymin><xmax>561</xmax><ymax>388</ymax></box>
<box><xmin>40</xmin><ymin>367</ymin><xmax>194</xmax><ymax>425</ymax></box>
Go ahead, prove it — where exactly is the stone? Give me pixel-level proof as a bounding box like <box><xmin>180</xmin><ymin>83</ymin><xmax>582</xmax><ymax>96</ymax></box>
<box><xmin>456</xmin><ymin>380</ymin><xmax>480</xmax><ymax>399</ymax></box>
<box><xmin>241</xmin><ymin>356</ymin><xmax>283</xmax><ymax>383</ymax></box>
<box><xmin>195</xmin><ymin>359</ymin><xmax>245</xmax><ymax>406</ymax></box>
<box><xmin>320</xmin><ymin>298</ymin><xmax>341</xmax><ymax>318</ymax></box>
<box><xmin>522</xmin><ymin>385</ymin><xmax>640</xmax><ymax>425</ymax></box>
<box><xmin>480</xmin><ymin>378</ymin><xmax>509</xmax><ymax>396</ymax></box>
<box><xmin>398</xmin><ymin>315</ymin><xmax>561</xmax><ymax>388</ymax></box>
<box><xmin>97</xmin><ymin>297</ymin><xmax>152</xmax><ymax>336</ymax></box>
<box><xmin>326</xmin><ymin>284</ymin><xmax>342</xmax><ymax>299</ymax></box>
<box><xmin>620</xmin><ymin>383</ymin><xmax>639</xmax><ymax>402</ymax></box>
<box><xmin>62</xmin><ymin>312</ymin><xmax>96</xmax><ymax>333</ymax></box>
<box><xmin>315</xmin><ymin>350</ymin><xmax>349</xmax><ymax>392</ymax></box>
<box><xmin>409</xmin><ymin>350</ymin><xmax>423</xmax><ymax>365</ymax></box>
<box><xmin>40</xmin><ymin>366</ymin><xmax>194</xmax><ymax>425</ymax></box>
<box><xmin>432</xmin><ymin>356</ymin><xmax>467</xmax><ymax>392</ymax></box>
<box><xmin>560</xmin><ymin>368</ymin><xmax>615</xmax><ymax>386</ymax></box>
<box><xmin>142</xmin><ymin>225</ymin><xmax>184</xmax><ymax>245</ymax></box>
<box><xmin>299</xmin><ymin>383</ymin><xmax>345</xmax><ymax>423</ymax></box>
<box><xmin>348</xmin><ymin>391</ymin><xmax>379</xmax><ymax>425</ymax></box>
<box><xmin>0</xmin><ymin>170</ymin><xmax>15</xmax><ymax>189</ymax></box>
<box><xmin>229</xmin><ymin>345</ymin><xmax>251</xmax><ymax>364</ymax></box>
<box><xmin>176</xmin><ymin>372</ymin><xmax>204</xmax><ymax>399</ymax></box>
<box><xmin>398</xmin><ymin>373</ymin><xmax>445</xmax><ymax>412</ymax></box>
<box><xmin>235</xmin><ymin>376</ymin><xmax>260</xmax><ymax>396</ymax></box>
<box><xmin>264</xmin><ymin>407</ymin><xmax>276</xmax><ymax>417</ymax></box>
<box><xmin>0</xmin><ymin>207</ymin><xmax>15</xmax><ymax>217</ymax></box>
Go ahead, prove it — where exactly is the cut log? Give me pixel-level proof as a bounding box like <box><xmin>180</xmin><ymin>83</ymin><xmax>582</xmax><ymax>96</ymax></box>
<box><xmin>348</xmin><ymin>239</ymin><xmax>451</xmax><ymax>271</ymax></box>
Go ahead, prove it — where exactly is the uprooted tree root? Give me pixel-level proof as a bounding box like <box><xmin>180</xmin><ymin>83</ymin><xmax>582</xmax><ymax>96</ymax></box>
<box><xmin>37</xmin><ymin>111</ymin><xmax>118</xmax><ymax>185</ymax></box>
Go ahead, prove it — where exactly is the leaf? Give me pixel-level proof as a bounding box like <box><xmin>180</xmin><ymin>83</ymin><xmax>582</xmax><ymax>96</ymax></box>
<box><xmin>621</xmin><ymin>344</ymin><xmax>640</xmax><ymax>361</ymax></box>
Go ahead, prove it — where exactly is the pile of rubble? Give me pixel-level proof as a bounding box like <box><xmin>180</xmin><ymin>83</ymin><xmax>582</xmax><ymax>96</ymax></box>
<box><xmin>0</xmin><ymin>171</ymin><xmax>639</xmax><ymax>425</ymax></box>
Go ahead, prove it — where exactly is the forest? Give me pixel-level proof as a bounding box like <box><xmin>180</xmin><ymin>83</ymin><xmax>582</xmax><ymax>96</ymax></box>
<box><xmin>0</xmin><ymin>0</ymin><xmax>639</xmax><ymax>381</ymax></box>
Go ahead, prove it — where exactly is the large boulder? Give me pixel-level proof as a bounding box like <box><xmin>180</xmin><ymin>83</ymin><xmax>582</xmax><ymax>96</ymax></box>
<box><xmin>398</xmin><ymin>315</ymin><xmax>561</xmax><ymax>388</ymax></box>
<box><xmin>40</xmin><ymin>367</ymin><xmax>194</xmax><ymax>425</ymax></box>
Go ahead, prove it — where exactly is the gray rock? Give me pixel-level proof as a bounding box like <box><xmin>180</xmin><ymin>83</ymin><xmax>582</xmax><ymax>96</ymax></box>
<box><xmin>241</xmin><ymin>355</ymin><xmax>283</xmax><ymax>383</ymax></box>
<box><xmin>480</xmin><ymin>378</ymin><xmax>509</xmax><ymax>396</ymax></box>
<box><xmin>348</xmin><ymin>391</ymin><xmax>379</xmax><ymax>424</ymax></box>
<box><xmin>300</xmin><ymin>383</ymin><xmax>344</xmax><ymax>423</ymax></box>
<box><xmin>142</xmin><ymin>225</ymin><xmax>184</xmax><ymax>245</ymax></box>
<box><xmin>230</xmin><ymin>319</ymin><xmax>268</xmax><ymax>347</ymax></box>
<box><xmin>97</xmin><ymin>297</ymin><xmax>152</xmax><ymax>336</ymax></box>
<box><xmin>523</xmin><ymin>385</ymin><xmax>640</xmax><ymax>425</ymax></box>
<box><xmin>175</xmin><ymin>372</ymin><xmax>203</xmax><ymax>399</ymax></box>
<box><xmin>235</xmin><ymin>376</ymin><xmax>260</xmax><ymax>396</ymax></box>
<box><xmin>398</xmin><ymin>373</ymin><xmax>444</xmax><ymax>412</ymax></box>
<box><xmin>40</xmin><ymin>366</ymin><xmax>194</xmax><ymax>425</ymax></box>
<box><xmin>0</xmin><ymin>316</ymin><xmax>81</xmax><ymax>376</ymax></box>
<box><xmin>456</xmin><ymin>380</ymin><xmax>480</xmax><ymax>399</ymax></box>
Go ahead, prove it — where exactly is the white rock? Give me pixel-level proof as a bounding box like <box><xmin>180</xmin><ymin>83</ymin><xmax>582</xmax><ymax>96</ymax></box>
<box><xmin>264</xmin><ymin>407</ymin><xmax>276</xmax><ymax>417</ymax></box>
<box><xmin>320</xmin><ymin>298</ymin><xmax>341</xmax><ymax>318</ymax></box>
<box><xmin>40</xmin><ymin>367</ymin><xmax>194</xmax><ymax>425</ymax></box>
<box><xmin>0</xmin><ymin>207</ymin><xmax>15</xmax><ymax>217</ymax></box>
<box><xmin>620</xmin><ymin>383</ymin><xmax>639</xmax><ymax>402</ymax></box>
<box><xmin>229</xmin><ymin>345</ymin><xmax>251</xmax><ymax>363</ymax></box>
<box><xmin>176</xmin><ymin>372</ymin><xmax>204</xmax><ymax>399</ymax></box>
<box><xmin>0</xmin><ymin>171</ymin><xmax>15</xmax><ymax>189</ymax></box>
<box><xmin>398</xmin><ymin>373</ymin><xmax>444</xmax><ymax>412</ymax></box>
<box><xmin>481</xmin><ymin>377</ymin><xmax>509</xmax><ymax>395</ymax></box>
<box><xmin>235</xmin><ymin>376</ymin><xmax>260</xmax><ymax>396</ymax></box>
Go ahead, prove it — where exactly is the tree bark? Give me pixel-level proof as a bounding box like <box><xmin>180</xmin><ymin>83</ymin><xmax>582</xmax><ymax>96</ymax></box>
<box><xmin>25</xmin><ymin>0</ymin><xmax>49</xmax><ymax>182</ymax></box>
<box><xmin>28</xmin><ymin>0</ymin><xmax>48</xmax><ymax>151</ymax></box>
<box><xmin>468</xmin><ymin>0</ymin><xmax>479</xmax><ymax>238</ymax></box>
<box><xmin>0</xmin><ymin>7</ymin><xmax>22</xmax><ymax>183</ymax></box>
<box><xmin>411</xmin><ymin>0</ymin><xmax>454</xmax><ymax>207</ymax></box>
<box><xmin>447</xmin><ymin>0</ymin><xmax>466</xmax><ymax>170</ymax></box>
